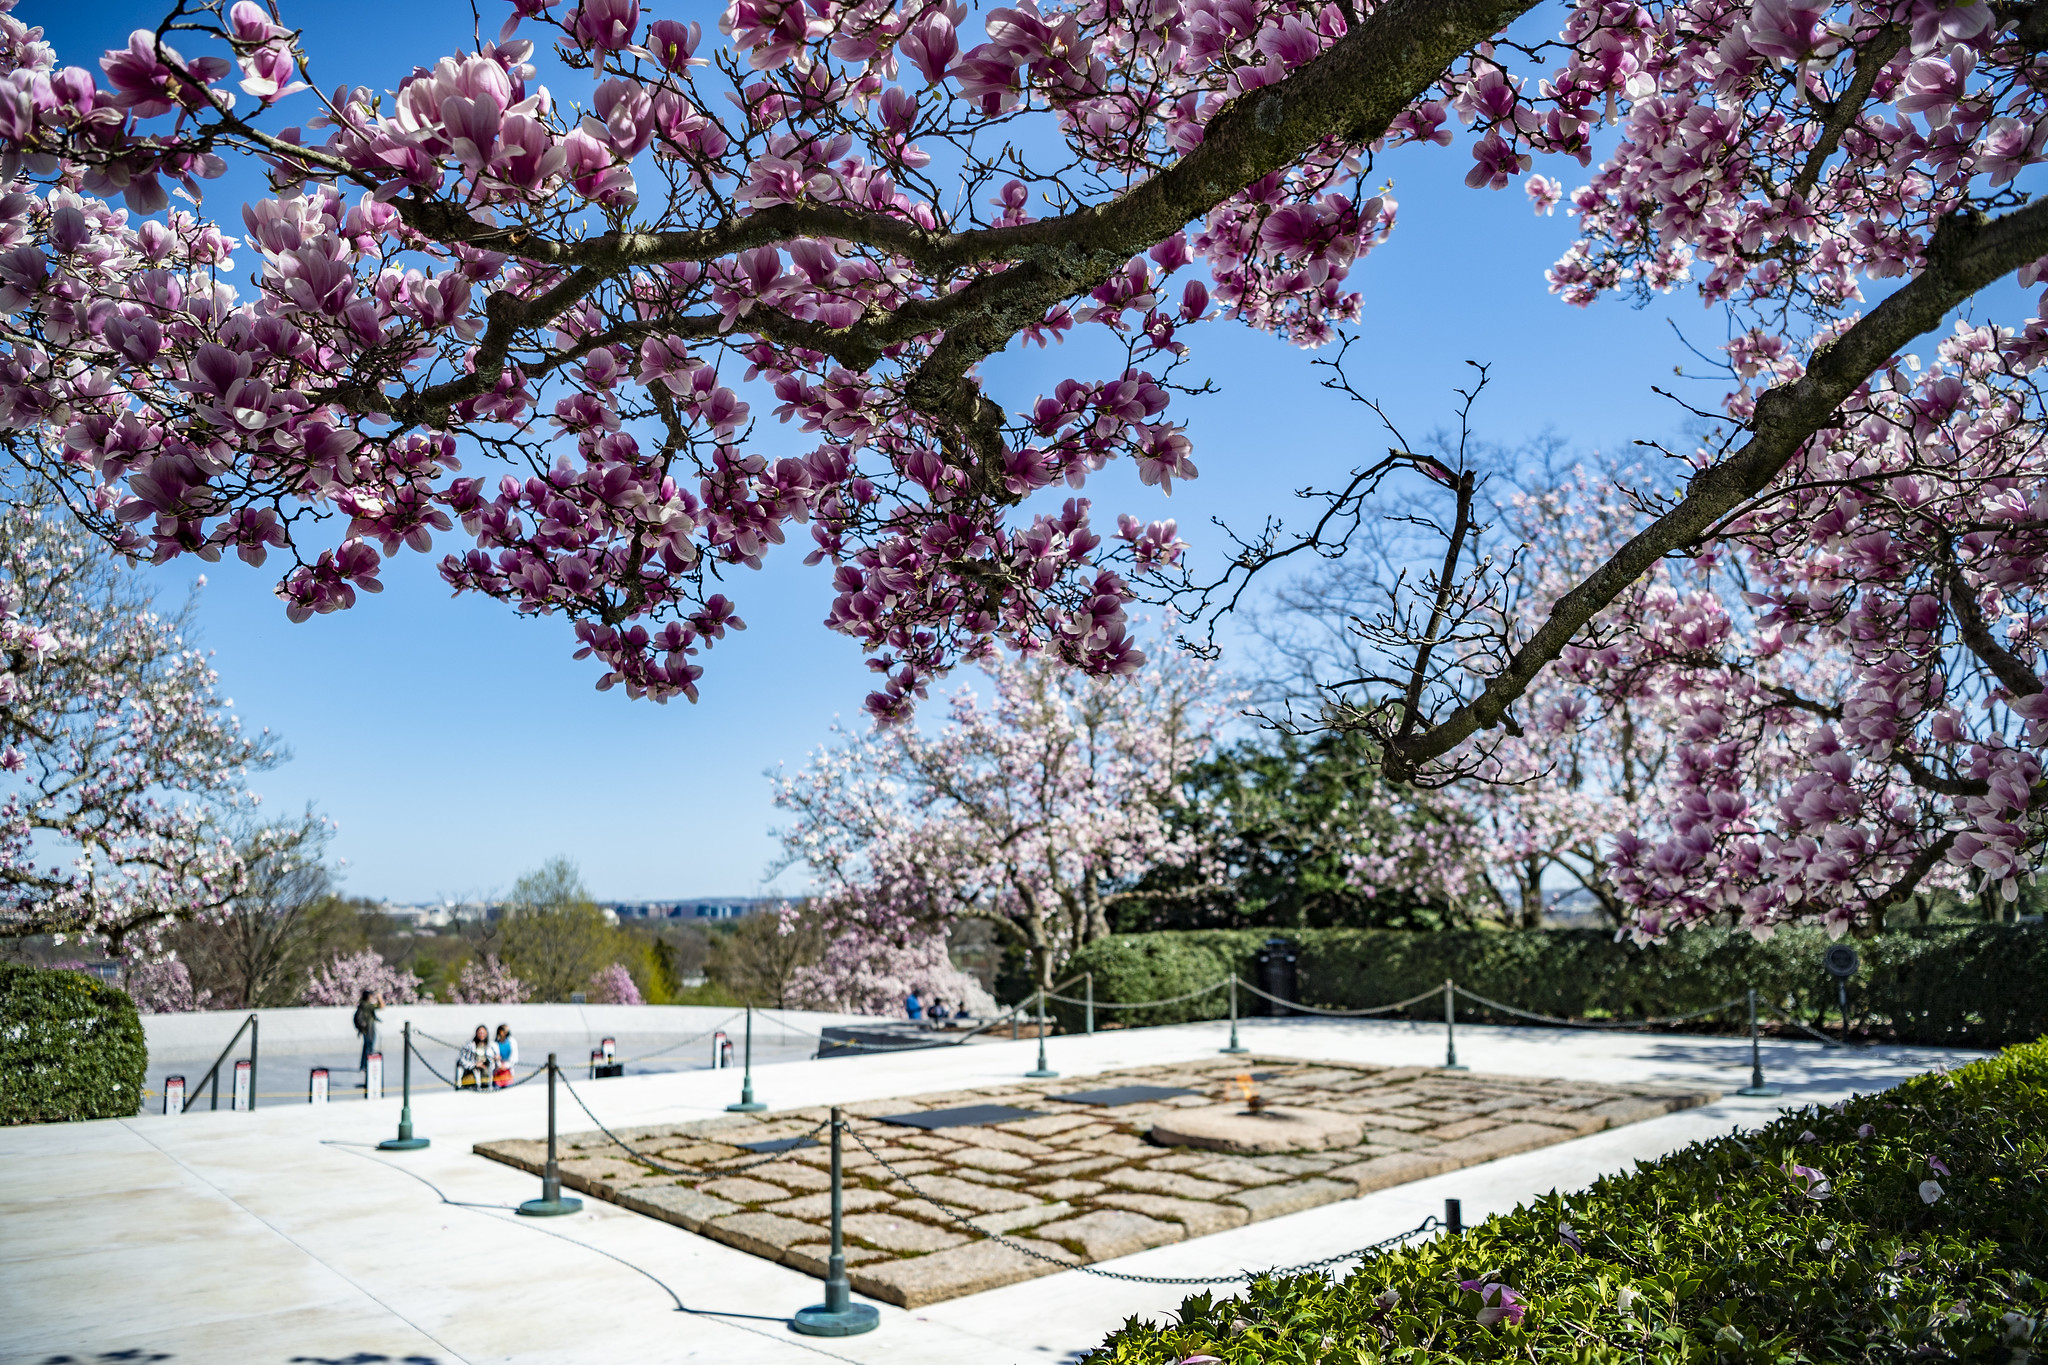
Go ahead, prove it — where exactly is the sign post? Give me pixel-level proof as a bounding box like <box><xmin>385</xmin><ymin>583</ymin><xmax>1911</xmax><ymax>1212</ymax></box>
<box><xmin>164</xmin><ymin>1076</ymin><xmax>185</xmax><ymax>1115</ymax></box>
<box><xmin>232</xmin><ymin>1059</ymin><xmax>252</xmax><ymax>1111</ymax></box>
<box><xmin>365</xmin><ymin>1052</ymin><xmax>383</xmax><ymax>1102</ymax></box>
<box><xmin>309</xmin><ymin>1068</ymin><xmax>329</xmax><ymax>1105</ymax></box>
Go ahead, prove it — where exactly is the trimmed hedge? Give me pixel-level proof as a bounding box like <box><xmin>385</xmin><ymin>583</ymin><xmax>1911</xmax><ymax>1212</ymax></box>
<box><xmin>0</xmin><ymin>964</ymin><xmax>147</xmax><ymax>1124</ymax></box>
<box><xmin>1086</xmin><ymin>1037</ymin><xmax>2048</xmax><ymax>1363</ymax></box>
<box><xmin>1056</xmin><ymin>925</ymin><xmax>2048</xmax><ymax>1047</ymax></box>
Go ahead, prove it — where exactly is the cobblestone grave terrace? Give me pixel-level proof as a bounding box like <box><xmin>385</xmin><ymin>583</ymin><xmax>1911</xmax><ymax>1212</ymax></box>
<box><xmin>477</xmin><ymin>1055</ymin><xmax>1717</xmax><ymax>1307</ymax></box>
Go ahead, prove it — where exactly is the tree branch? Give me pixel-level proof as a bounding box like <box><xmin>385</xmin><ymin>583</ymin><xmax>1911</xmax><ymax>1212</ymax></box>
<box><xmin>1384</xmin><ymin>198</ymin><xmax>2048</xmax><ymax>776</ymax></box>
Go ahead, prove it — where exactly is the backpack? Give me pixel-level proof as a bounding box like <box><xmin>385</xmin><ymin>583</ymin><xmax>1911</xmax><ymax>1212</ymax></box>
<box><xmin>352</xmin><ymin>1001</ymin><xmax>373</xmax><ymax>1034</ymax></box>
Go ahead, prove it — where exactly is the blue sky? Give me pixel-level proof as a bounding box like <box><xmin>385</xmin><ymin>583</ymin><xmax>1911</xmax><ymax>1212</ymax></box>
<box><xmin>22</xmin><ymin>0</ymin><xmax>1950</xmax><ymax>901</ymax></box>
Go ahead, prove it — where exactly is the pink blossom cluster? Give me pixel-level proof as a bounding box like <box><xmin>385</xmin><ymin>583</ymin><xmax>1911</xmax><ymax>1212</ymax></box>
<box><xmin>444</xmin><ymin>953</ymin><xmax>531</xmax><ymax>1004</ymax></box>
<box><xmin>0</xmin><ymin>492</ymin><xmax>271</xmax><ymax>956</ymax></box>
<box><xmin>584</xmin><ymin>960</ymin><xmax>643</xmax><ymax>1003</ymax></box>
<box><xmin>775</xmin><ymin>638</ymin><xmax>1227</xmax><ymax>991</ymax></box>
<box><xmin>299</xmin><ymin>948</ymin><xmax>421</xmax><ymax>1005</ymax></box>
<box><xmin>786</xmin><ymin>929</ymin><xmax>996</xmax><ymax>1017</ymax></box>
<box><xmin>122</xmin><ymin>958</ymin><xmax>212</xmax><ymax>1013</ymax></box>
<box><xmin>1597</xmin><ymin>320</ymin><xmax>2048</xmax><ymax>935</ymax></box>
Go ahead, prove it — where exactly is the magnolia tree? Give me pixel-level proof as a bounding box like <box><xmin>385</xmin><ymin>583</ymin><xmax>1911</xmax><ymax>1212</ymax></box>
<box><xmin>0</xmin><ymin>487</ymin><xmax>274</xmax><ymax>955</ymax></box>
<box><xmin>445</xmin><ymin>952</ymin><xmax>530</xmax><ymax>1003</ymax></box>
<box><xmin>788</xmin><ymin>930</ymin><xmax>996</xmax><ymax>1016</ymax></box>
<box><xmin>299</xmin><ymin>946</ymin><xmax>419</xmax><ymax>1003</ymax></box>
<box><xmin>5</xmin><ymin>0</ymin><xmax>2048</xmax><ymax>935</ymax></box>
<box><xmin>775</xmin><ymin>642</ymin><xmax>1225</xmax><ymax>990</ymax></box>
<box><xmin>1272</xmin><ymin>458</ymin><xmax>1678</xmax><ymax>928</ymax></box>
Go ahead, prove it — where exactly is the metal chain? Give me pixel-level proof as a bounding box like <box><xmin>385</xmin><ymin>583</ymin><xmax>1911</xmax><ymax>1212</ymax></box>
<box><xmin>1235</xmin><ymin>978</ymin><xmax>1448</xmax><ymax>1018</ymax></box>
<box><xmin>1451</xmin><ymin>986</ymin><xmax>1750</xmax><ymax>1030</ymax></box>
<box><xmin>406</xmin><ymin>1033</ymin><xmax>547</xmax><ymax>1088</ymax></box>
<box><xmin>556</xmin><ymin>1072</ymin><xmax>831</xmax><ymax>1176</ymax></box>
<box><xmin>841</xmin><ymin>1120</ymin><xmax>1440</xmax><ymax>1284</ymax></box>
<box><xmin>1764</xmin><ymin>997</ymin><xmax>1865</xmax><ymax>1050</ymax></box>
<box><xmin>1041</xmin><ymin>979</ymin><xmax>1229</xmax><ymax>1009</ymax></box>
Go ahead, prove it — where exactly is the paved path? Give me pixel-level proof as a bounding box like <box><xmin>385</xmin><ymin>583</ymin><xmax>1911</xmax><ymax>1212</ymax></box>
<box><xmin>0</xmin><ymin>1015</ymin><xmax>1974</xmax><ymax>1365</ymax></box>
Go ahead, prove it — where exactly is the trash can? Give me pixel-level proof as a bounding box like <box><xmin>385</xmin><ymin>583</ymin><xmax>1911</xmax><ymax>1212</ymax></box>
<box><xmin>1254</xmin><ymin>937</ymin><xmax>1299</xmax><ymax>1016</ymax></box>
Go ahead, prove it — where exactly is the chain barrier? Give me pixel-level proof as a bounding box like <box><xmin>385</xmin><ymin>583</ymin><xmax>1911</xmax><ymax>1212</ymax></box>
<box><xmin>842</xmin><ymin>1120</ymin><xmax>1440</xmax><ymax>1284</ymax></box>
<box><xmin>556</xmin><ymin>1072</ymin><xmax>832</xmax><ymax>1176</ymax></box>
<box><xmin>1041</xmin><ymin>978</ymin><xmax>1229</xmax><ymax>1010</ymax></box>
<box><xmin>1764</xmin><ymin>997</ymin><xmax>1864</xmax><ymax>1050</ymax></box>
<box><xmin>1450</xmin><ymin>986</ymin><xmax>1750</xmax><ymax>1031</ymax></box>
<box><xmin>1235</xmin><ymin>978</ymin><xmax>1448</xmax><ymax>1018</ymax></box>
<box><xmin>405</xmin><ymin>1030</ymin><xmax>549</xmax><ymax>1088</ymax></box>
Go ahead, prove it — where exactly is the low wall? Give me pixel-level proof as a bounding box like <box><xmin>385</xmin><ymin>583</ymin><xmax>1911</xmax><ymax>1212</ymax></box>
<box><xmin>141</xmin><ymin>1003</ymin><xmax>875</xmax><ymax>1059</ymax></box>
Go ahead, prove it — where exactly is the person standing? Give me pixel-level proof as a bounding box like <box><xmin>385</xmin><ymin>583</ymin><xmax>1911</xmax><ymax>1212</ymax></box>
<box><xmin>353</xmin><ymin>989</ymin><xmax>382</xmax><ymax>1081</ymax></box>
<box><xmin>905</xmin><ymin>990</ymin><xmax>923</xmax><ymax>1021</ymax></box>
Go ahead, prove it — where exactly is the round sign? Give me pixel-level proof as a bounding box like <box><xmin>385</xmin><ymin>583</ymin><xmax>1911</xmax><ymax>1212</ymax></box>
<box><xmin>1822</xmin><ymin>943</ymin><xmax>1860</xmax><ymax>980</ymax></box>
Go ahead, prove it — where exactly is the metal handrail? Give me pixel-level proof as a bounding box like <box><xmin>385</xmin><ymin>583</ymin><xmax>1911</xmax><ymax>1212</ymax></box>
<box><xmin>183</xmin><ymin>1012</ymin><xmax>258</xmax><ymax>1112</ymax></box>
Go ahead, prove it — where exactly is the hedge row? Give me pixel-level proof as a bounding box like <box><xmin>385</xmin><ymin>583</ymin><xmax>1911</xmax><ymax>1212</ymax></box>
<box><xmin>1085</xmin><ymin>1036</ymin><xmax>2048</xmax><ymax>1364</ymax></box>
<box><xmin>1055</xmin><ymin>925</ymin><xmax>2048</xmax><ymax>1047</ymax></box>
<box><xmin>0</xmin><ymin>964</ymin><xmax>147</xmax><ymax>1124</ymax></box>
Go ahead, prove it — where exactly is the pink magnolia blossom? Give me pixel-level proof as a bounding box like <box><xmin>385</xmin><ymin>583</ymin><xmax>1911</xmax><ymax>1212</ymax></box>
<box><xmin>0</xmin><ymin>0</ymin><xmax>2045</xmax><ymax>934</ymax></box>
<box><xmin>123</xmin><ymin>959</ymin><xmax>212</xmax><ymax>1013</ymax></box>
<box><xmin>445</xmin><ymin>954</ymin><xmax>531</xmax><ymax>1004</ymax></box>
<box><xmin>300</xmin><ymin>949</ymin><xmax>420</xmax><ymax>1006</ymax></box>
<box><xmin>777</xmin><ymin>640</ymin><xmax>1231</xmax><ymax>991</ymax></box>
<box><xmin>0</xmin><ymin>490</ymin><xmax>273</xmax><ymax>957</ymax></box>
<box><xmin>585</xmin><ymin>961</ymin><xmax>643</xmax><ymax>1004</ymax></box>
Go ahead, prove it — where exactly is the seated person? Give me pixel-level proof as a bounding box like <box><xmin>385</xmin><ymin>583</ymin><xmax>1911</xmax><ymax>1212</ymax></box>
<box><xmin>456</xmin><ymin>1024</ymin><xmax>494</xmax><ymax>1089</ymax></box>
<box><xmin>492</xmin><ymin>1023</ymin><xmax>518</xmax><ymax>1088</ymax></box>
<box><xmin>929</xmin><ymin>999</ymin><xmax>951</xmax><ymax>1022</ymax></box>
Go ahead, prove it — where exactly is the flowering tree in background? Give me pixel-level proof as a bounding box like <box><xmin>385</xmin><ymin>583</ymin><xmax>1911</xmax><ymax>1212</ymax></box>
<box><xmin>0</xmin><ymin>489</ymin><xmax>274</xmax><ymax>955</ymax></box>
<box><xmin>299</xmin><ymin>947</ymin><xmax>419</xmax><ymax>1005</ymax></box>
<box><xmin>776</xmin><ymin>643</ymin><xmax>1226</xmax><ymax>988</ymax></box>
<box><xmin>445</xmin><ymin>953</ymin><xmax>530</xmax><ymax>1004</ymax></box>
<box><xmin>584</xmin><ymin>960</ymin><xmax>642</xmax><ymax>1003</ymax></box>
<box><xmin>122</xmin><ymin>958</ymin><xmax>210</xmax><ymax>1012</ymax></box>
<box><xmin>788</xmin><ymin>930</ymin><xmax>997</xmax><ymax>1017</ymax></box>
<box><xmin>4</xmin><ymin>0</ymin><xmax>2048</xmax><ymax>934</ymax></box>
<box><xmin>1274</xmin><ymin>460</ymin><xmax>1676</xmax><ymax>928</ymax></box>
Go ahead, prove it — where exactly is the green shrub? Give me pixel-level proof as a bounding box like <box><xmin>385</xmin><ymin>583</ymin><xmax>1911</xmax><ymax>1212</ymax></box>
<box><xmin>0</xmin><ymin>964</ymin><xmax>147</xmax><ymax>1124</ymax></box>
<box><xmin>1056</xmin><ymin>925</ymin><xmax>2048</xmax><ymax>1046</ymax></box>
<box><xmin>1086</xmin><ymin>1037</ymin><xmax>2048</xmax><ymax>1364</ymax></box>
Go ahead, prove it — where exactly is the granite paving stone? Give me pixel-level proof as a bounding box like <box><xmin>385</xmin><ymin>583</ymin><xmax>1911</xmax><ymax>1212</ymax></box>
<box><xmin>840</xmin><ymin>1212</ymin><xmax>970</xmax><ymax>1252</ymax></box>
<box><xmin>1036</xmin><ymin>1208</ymin><xmax>1183</xmax><ymax>1260</ymax></box>
<box><xmin>476</xmin><ymin>1054</ymin><xmax>1717</xmax><ymax>1307</ymax></box>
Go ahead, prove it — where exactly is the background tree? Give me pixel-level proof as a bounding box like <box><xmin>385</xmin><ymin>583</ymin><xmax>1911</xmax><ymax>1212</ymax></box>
<box><xmin>493</xmin><ymin>856</ymin><xmax>621</xmax><ymax>1001</ymax></box>
<box><xmin>0</xmin><ymin>487</ymin><xmax>275</xmax><ymax>955</ymax></box>
<box><xmin>704</xmin><ymin>907</ymin><xmax>826</xmax><ymax>1008</ymax></box>
<box><xmin>9</xmin><ymin>0</ymin><xmax>2048</xmax><ymax>936</ymax></box>
<box><xmin>1120</xmin><ymin>729</ymin><xmax>1459</xmax><ymax>931</ymax></box>
<box><xmin>775</xmin><ymin>643</ymin><xmax>1227</xmax><ymax>989</ymax></box>
<box><xmin>169</xmin><ymin>810</ymin><xmax>359</xmax><ymax>1006</ymax></box>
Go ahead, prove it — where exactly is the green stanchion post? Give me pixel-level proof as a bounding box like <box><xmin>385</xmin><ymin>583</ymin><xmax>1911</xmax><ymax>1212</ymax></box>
<box><xmin>1084</xmin><ymin>971</ymin><xmax>1094</xmax><ymax>1036</ymax></box>
<box><xmin>1221</xmin><ymin>976</ymin><xmax>1249</xmax><ymax>1055</ymax></box>
<box><xmin>1737</xmin><ymin>988</ymin><xmax>1780</xmax><ymax>1097</ymax></box>
<box><xmin>728</xmin><ymin>1005</ymin><xmax>766</xmax><ymax>1113</ymax></box>
<box><xmin>1442</xmin><ymin>979</ymin><xmax>1467</xmax><ymax>1071</ymax></box>
<box><xmin>1026</xmin><ymin>988</ymin><xmax>1058</xmax><ymax>1078</ymax></box>
<box><xmin>792</xmin><ymin>1108</ymin><xmax>880</xmax><ymax>1336</ymax></box>
<box><xmin>517</xmin><ymin>1054</ymin><xmax>582</xmax><ymax>1217</ymax></box>
<box><xmin>378</xmin><ymin>1021</ymin><xmax>430</xmax><ymax>1150</ymax></box>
